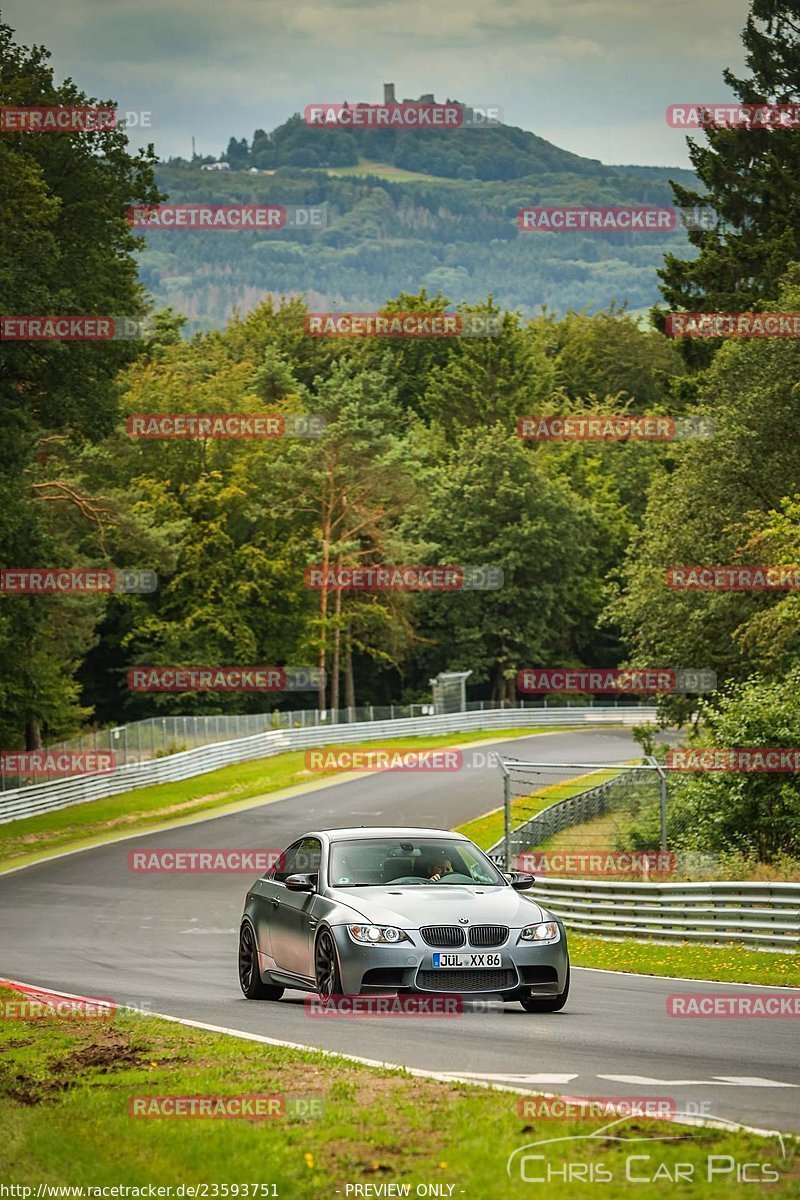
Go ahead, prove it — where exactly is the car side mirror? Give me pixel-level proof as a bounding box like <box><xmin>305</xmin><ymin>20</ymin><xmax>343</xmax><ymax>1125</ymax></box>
<box><xmin>509</xmin><ymin>871</ymin><xmax>535</xmax><ymax>890</ymax></box>
<box><xmin>285</xmin><ymin>873</ymin><xmax>317</xmax><ymax>892</ymax></box>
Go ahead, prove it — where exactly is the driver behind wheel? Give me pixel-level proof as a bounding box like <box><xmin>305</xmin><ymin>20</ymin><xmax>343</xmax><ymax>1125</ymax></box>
<box><xmin>426</xmin><ymin>857</ymin><xmax>454</xmax><ymax>882</ymax></box>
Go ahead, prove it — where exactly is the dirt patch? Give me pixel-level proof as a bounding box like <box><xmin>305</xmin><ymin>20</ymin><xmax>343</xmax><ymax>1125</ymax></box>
<box><xmin>1</xmin><ymin>1070</ymin><xmax>75</xmax><ymax>1106</ymax></box>
<box><xmin>53</xmin><ymin>1035</ymin><xmax>147</xmax><ymax>1074</ymax></box>
<box><xmin>0</xmin><ymin>1025</ymin><xmax>152</xmax><ymax>1106</ymax></box>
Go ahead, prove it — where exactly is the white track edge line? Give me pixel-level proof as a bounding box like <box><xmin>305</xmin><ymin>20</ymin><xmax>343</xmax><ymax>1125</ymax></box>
<box><xmin>573</xmin><ymin>966</ymin><xmax>800</xmax><ymax>991</ymax></box>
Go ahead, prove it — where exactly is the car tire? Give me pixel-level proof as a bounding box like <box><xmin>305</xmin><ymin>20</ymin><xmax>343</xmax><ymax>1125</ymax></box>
<box><xmin>519</xmin><ymin>960</ymin><xmax>570</xmax><ymax>1013</ymax></box>
<box><xmin>314</xmin><ymin>927</ymin><xmax>343</xmax><ymax>1000</ymax></box>
<box><xmin>238</xmin><ymin>921</ymin><xmax>285</xmax><ymax>1000</ymax></box>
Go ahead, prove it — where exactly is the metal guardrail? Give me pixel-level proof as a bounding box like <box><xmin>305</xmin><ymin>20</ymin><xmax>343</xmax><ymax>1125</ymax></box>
<box><xmin>0</xmin><ymin>705</ymin><xmax>653</xmax><ymax>824</ymax></box>
<box><xmin>527</xmin><ymin>878</ymin><xmax>800</xmax><ymax>950</ymax></box>
<box><xmin>0</xmin><ymin>697</ymin><xmax>649</xmax><ymax>791</ymax></box>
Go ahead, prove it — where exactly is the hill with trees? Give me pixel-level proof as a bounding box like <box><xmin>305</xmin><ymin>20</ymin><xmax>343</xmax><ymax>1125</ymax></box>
<box><xmin>142</xmin><ymin>114</ymin><xmax>700</xmax><ymax>331</ymax></box>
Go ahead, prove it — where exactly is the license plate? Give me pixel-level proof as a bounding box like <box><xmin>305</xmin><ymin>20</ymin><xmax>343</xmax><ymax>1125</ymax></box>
<box><xmin>432</xmin><ymin>952</ymin><xmax>502</xmax><ymax>968</ymax></box>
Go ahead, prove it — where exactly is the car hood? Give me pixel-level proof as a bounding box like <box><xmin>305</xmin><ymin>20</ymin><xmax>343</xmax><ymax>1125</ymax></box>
<box><xmin>325</xmin><ymin>884</ymin><xmax>548</xmax><ymax>928</ymax></box>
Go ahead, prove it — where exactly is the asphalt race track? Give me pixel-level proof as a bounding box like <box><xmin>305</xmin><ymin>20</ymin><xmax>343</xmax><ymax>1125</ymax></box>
<box><xmin>1</xmin><ymin>728</ymin><xmax>798</xmax><ymax>1133</ymax></box>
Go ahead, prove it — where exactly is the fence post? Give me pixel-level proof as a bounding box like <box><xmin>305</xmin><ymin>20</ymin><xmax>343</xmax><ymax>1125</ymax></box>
<box><xmin>503</xmin><ymin>767</ymin><xmax>512</xmax><ymax>873</ymax></box>
<box><xmin>646</xmin><ymin>755</ymin><xmax>668</xmax><ymax>852</ymax></box>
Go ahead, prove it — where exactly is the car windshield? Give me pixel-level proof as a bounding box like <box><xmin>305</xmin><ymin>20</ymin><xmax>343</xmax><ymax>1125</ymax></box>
<box><xmin>328</xmin><ymin>838</ymin><xmax>506</xmax><ymax>887</ymax></box>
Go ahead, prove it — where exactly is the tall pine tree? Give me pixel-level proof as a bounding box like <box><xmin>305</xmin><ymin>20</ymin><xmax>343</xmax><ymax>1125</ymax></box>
<box><xmin>658</xmin><ymin>0</ymin><xmax>800</xmax><ymax>355</ymax></box>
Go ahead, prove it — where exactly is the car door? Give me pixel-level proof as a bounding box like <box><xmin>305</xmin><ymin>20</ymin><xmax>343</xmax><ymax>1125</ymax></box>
<box><xmin>266</xmin><ymin>837</ymin><xmax>321</xmax><ymax>978</ymax></box>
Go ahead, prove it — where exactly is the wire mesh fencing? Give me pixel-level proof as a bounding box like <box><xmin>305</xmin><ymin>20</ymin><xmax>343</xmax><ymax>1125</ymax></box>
<box><xmin>489</xmin><ymin>758</ymin><xmax>675</xmax><ymax>878</ymax></box>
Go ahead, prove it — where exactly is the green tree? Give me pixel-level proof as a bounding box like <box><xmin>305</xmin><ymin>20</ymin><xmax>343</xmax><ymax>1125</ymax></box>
<box><xmin>662</xmin><ymin>674</ymin><xmax>800</xmax><ymax>862</ymax></box>
<box><xmin>423</xmin><ymin>299</ymin><xmax>554</xmax><ymax>439</ymax></box>
<box><xmin>0</xmin><ymin>22</ymin><xmax>161</xmax><ymax>747</ymax></box>
<box><xmin>609</xmin><ymin>269</ymin><xmax>800</xmax><ymax>695</ymax></box>
<box><xmin>658</xmin><ymin>0</ymin><xmax>800</xmax><ymax>353</ymax></box>
<box><xmin>406</xmin><ymin>428</ymin><xmax>599</xmax><ymax>701</ymax></box>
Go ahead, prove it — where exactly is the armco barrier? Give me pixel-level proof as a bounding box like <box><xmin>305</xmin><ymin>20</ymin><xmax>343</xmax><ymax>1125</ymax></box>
<box><xmin>0</xmin><ymin>705</ymin><xmax>653</xmax><ymax>824</ymax></box>
<box><xmin>527</xmin><ymin>878</ymin><xmax>800</xmax><ymax>950</ymax></box>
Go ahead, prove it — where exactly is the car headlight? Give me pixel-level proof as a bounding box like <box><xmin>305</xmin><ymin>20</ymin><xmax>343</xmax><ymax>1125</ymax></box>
<box><xmin>347</xmin><ymin>924</ymin><xmax>410</xmax><ymax>945</ymax></box>
<box><xmin>518</xmin><ymin>921</ymin><xmax>560</xmax><ymax>943</ymax></box>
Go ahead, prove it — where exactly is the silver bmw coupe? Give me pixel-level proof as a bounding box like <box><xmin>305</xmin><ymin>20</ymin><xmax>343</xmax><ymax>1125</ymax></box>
<box><xmin>238</xmin><ymin>826</ymin><xmax>569</xmax><ymax>1012</ymax></box>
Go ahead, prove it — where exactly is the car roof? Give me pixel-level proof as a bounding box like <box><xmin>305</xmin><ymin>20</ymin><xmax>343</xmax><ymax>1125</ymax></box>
<box><xmin>313</xmin><ymin>826</ymin><xmax>469</xmax><ymax>842</ymax></box>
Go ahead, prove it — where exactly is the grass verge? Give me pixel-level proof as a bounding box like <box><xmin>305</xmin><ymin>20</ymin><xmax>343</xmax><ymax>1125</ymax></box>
<box><xmin>570</xmin><ymin>935</ymin><xmax>800</xmax><ymax>988</ymax></box>
<box><xmin>0</xmin><ymin>727</ymin><xmax>575</xmax><ymax>875</ymax></box>
<box><xmin>0</xmin><ymin>987</ymin><xmax>796</xmax><ymax>1195</ymax></box>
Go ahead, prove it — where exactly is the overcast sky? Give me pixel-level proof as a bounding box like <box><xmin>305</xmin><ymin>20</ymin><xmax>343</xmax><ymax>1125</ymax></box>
<box><xmin>3</xmin><ymin>0</ymin><xmax>751</xmax><ymax>166</ymax></box>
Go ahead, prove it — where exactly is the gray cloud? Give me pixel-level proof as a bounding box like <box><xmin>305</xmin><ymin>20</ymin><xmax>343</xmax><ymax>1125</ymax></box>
<box><xmin>4</xmin><ymin>0</ymin><xmax>750</xmax><ymax>164</ymax></box>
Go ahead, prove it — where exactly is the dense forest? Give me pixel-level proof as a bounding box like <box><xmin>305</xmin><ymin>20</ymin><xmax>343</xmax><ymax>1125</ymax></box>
<box><xmin>140</xmin><ymin>122</ymin><xmax>700</xmax><ymax>329</ymax></box>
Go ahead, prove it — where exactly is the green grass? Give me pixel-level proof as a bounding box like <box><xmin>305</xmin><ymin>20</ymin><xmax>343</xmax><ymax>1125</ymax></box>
<box><xmin>325</xmin><ymin>159</ymin><xmax>441</xmax><ymax>182</ymax></box>
<box><xmin>570</xmin><ymin>935</ymin><xmax>800</xmax><ymax>988</ymax></box>
<box><xmin>457</xmin><ymin>767</ymin><xmax>626</xmax><ymax>851</ymax></box>
<box><xmin>0</xmin><ymin>727</ymin><xmax>577</xmax><ymax>874</ymax></box>
<box><xmin>0</xmin><ymin>987</ymin><xmax>796</xmax><ymax>1194</ymax></box>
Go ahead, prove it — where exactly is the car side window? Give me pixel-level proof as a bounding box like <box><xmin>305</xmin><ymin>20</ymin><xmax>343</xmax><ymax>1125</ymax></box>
<box><xmin>272</xmin><ymin>837</ymin><xmax>321</xmax><ymax>883</ymax></box>
<box><xmin>272</xmin><ymin>841</ymin><xmax>302</xmax><ymax>883</ymax></box>
<box><xmin>295</xmin><ymin>837</ymin><xmax>321</xmax><ymax>877</ymax></box>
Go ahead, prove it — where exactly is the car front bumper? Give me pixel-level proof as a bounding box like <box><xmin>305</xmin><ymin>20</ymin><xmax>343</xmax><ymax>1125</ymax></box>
<box><xmin>330</xmin><ymin>925</ymin><xmax>569</xmax><ymax>997</ymax></box>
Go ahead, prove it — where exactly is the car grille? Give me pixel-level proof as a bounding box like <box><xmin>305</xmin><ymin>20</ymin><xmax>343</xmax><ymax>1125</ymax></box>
<box><xmin>420</xmin><ymin>925</ymin><xmax>466</xmax><ymax>948</ymax></box>
<box><xmin>416</xmin><ymin>969</ymin><xmax>518</xmax><ymax>992</ymax></box>
<box><xmin>468</xmin><ymin>925</ymin><xmax>508</xmax><ymax>948</ymax></box>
